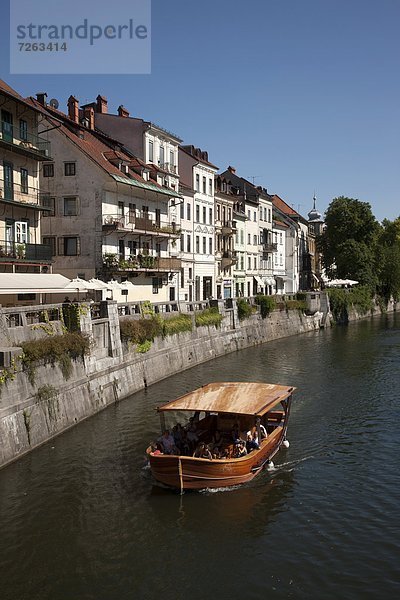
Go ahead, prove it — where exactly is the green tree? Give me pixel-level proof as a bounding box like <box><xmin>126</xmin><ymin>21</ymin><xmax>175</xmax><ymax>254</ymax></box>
<box><xmin>317</xmin><ymin>196</ymin><xmax>380</xmax><ymax>287</ymax></box>
<box><xmin>376</xmin><ymin>217</ymin><xmax>400</xmax><ymax>301</ymax></box>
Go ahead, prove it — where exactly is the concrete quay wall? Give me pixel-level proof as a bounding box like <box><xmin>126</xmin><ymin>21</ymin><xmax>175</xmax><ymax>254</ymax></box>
<box><xmin>0</xmin><ymin>304</ymin><xmax>322</xmax><ymax>469</ymax></box>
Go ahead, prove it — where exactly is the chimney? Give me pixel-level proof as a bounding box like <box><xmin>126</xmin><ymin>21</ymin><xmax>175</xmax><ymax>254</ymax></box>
<box><xmin>67</xmin><ymin>95</ymin><xmax>79</xmax><ymax>123</ymax></box>
<box><xmin>96</xmin><ymin>94</ymin><xmax>108</xmax><ymax>114</ymax></box>
<box><xmin>36</xmin><ymin>92</ymin><xmax>47</xmax><ymax>106</ymax></box>
<box><xmin>228</xmin><ymin>165</ymin><xmax>236</xmax><ymax>174</ymax></box>
<box><xmin>83</xmin><ymin>106</ymin><xmax>95</xmax><ymax>129</ymax></box>
<box><xmin>118</xmin><ymin>105</ymin><xmax>130</xmax><ymax>118</ymax></box>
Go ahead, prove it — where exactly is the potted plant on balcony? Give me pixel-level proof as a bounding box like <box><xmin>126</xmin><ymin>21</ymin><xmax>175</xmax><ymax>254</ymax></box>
<box><xmin>15</xmin><ymin>243</ymin><xmax>26</xmax><ymax>259</ymax></box>
<box><xmin>103</xmin><ymin>253</ymin><xmax>119</xmax><ymax>268</ymax></box>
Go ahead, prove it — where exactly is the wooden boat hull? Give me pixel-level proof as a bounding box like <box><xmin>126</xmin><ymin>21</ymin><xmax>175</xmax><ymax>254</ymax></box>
<box><xmin>148</xmin><ymin>427</ymin><xmax>285</xmax><ymax>490</ymax></box>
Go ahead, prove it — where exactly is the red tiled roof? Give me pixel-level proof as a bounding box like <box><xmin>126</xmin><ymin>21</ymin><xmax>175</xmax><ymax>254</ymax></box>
<box><xmin>272</xmin><ymin>194</ymin><xmax>301</xmax><ymax>218</ymax></box>
<box><xmin>27</xmin><ymin>97</ymin><xmax>168</xmax><ymax>191</ymax></box>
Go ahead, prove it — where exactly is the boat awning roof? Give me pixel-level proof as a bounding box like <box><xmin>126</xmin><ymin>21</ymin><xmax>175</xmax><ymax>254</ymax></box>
<box><xmin>157</xmin><ymin>382</ymin><xmax>296</xmax><ymax>417</ymax></box>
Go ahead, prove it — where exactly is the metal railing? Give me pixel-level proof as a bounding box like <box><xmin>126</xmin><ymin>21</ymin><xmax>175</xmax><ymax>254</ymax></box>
<box><xmin>0</xmin><ymin>121</ymin><xmax>51</xmax><ymax>159</ymax></box>
<box><xmin>0</xmin><ymin>239</ymin><xmax>53</xmax><ymax>261</ymax></box>
<box><xmin>102</xmin><ymin>213</ymin><xmax>180</xmax><ymax>236</ymax></box>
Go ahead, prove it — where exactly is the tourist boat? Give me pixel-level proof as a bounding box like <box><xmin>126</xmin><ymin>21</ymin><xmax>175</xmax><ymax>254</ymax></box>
<box><xmin>146</xmin><ymin>381</ymin><xmax>296</xmax><ymax>491</ymax></box>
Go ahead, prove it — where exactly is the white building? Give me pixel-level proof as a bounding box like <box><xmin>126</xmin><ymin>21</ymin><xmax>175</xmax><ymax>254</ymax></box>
<box><xmin>34</xmin><ymin>94</ymin><xmax>182</xmax><ymax>302</ymax></box>
<box><xmin>179</xmin><ymin>146</ymin><xmax>217</xmax><ymax>301</ymax></box>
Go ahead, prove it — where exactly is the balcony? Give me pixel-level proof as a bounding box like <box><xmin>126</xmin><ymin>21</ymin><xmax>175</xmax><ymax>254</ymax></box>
<box><xmin>0</xmin><ymin>179</ymin><xmax>52</xmax><ymax>211</ymax></box>
<box><xmin>0</xmin><ymin>239</ymin><xmax>53</xmax><ymax>263</ymax></box>
<box><xmin>102</xmin><ymin>213</ymin><xmax>181</xmax><ymax>237</ymax></box>
<box><xmin>102</xmin><ymin>253</ymin><xmax>182</xmax><ymax>274</ymax></box>
<box><xmin>221</xmin><ymin>220</ymin><xmax>237</xmax><ymax>236</ymax></box>
<box><xmin>221</xmin><ymin>250</ymin><xmax>237</xmax><ymax>269</ymax></box>
<box><xmin>0</xmin><ymin>122</ymin><xmax>52</xmax><ymax>160</ymax></box>
<box><xmin>158</xmin><ymin>162</ymin><xmax>178</xmax><ymax>175</ymax></box>
<box><xmin>263</xmin><ymin>242</ymin><xmax>278</xmax><ymax>253</ymax></box>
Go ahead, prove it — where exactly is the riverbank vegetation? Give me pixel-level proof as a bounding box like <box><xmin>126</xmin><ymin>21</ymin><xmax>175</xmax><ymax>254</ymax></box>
<box><xmin>120</xmin><ymin>307</ymin><xmax>223</xmax><ymax>351</ymax></box>
<box><xmin>318</xmin><ymin>197</ymin><xmax>400</xmax><ymax>304</ymax></box>
<box><xmin>20</xmin><ymin>332</ymin><xmax>90</xmax><ymax>384</ymax></box>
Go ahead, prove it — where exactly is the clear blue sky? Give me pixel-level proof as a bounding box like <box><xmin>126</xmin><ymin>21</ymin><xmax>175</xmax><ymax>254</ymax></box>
<box><xmin>1</xmin><ymin>0</ymin><xmax>399</xmax><ymax>222</ymax></box>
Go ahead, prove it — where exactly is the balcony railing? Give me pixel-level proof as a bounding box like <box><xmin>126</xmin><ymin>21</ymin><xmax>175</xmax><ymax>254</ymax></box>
<box><xmin>0</xmin><ymin>239</ymin><xmax>53</xmax><ymax>262</ymax></box>
<box><xmin>263</xmin><ymin>242</ymin><xmax>278</xmax><ymax>253</ymax></box>
<box><xmin>102</xmin><ymin>253</ymin><xmax>182</xmax><ymax>273</ymax></box>
<box><xmin>0</xmin><ymin>121</ymin><xmax>51</xmax><ymax>160</ymax></box>
<box><xmin>0</xmin><ymin>179</ymin><xmax>52</xmax><ymax>209</ymax></box>
<box><xmin>158</xmin><ymin>161</ymin><xmax>178</xmax><ymax>174</ymax></box>
<box><xmin>102</xmin><ymin>213</ymin><xmax>180</xmax><ymax>236</ymax></box>
<box><xmin>221</xmin><ymin>250</ymin><xmax>237</xmax><ymax>269</ymax></box>
<box><xmin>221</xmin><ymin>220</ymin><xmax>237</xmax><ymax>236</ymax></box>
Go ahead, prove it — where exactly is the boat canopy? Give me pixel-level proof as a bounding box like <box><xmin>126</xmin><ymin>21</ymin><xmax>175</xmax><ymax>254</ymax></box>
<box><xmin>157</xmin><ymin>382</ymin><xmax>295</xmax><ymax>417</ymax></box>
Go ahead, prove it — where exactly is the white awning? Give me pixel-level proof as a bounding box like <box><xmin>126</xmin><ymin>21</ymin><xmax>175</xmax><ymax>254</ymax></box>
<box><xmin>263</xmin><ymin>277</ymin><xmax>275</xmax><ymax>286</ymax></box>
<box><xmin>0</xmin><ymin>273</ymin><xmax>72</xmax><ymax>294</ymax></box>
<box><xmin>254</xmin><ymin>275</ymin><xmax>265</xmax><ymax>287</ymax></box>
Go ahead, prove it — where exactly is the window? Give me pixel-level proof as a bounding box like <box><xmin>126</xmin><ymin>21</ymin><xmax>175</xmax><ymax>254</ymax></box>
<box><xmin>196</xmin><ymin>236</ymin><xmax>200</xmax><ymax>253</ymax></box>
<box><xmin>264</xmin><ymin>207</ymin><xmax>267</xmax><ymax>221</ymax></box>
<box><xmin>280</xmin><ymin>232</ymin><xmax>283</xmax><ymax>244</ymax></box>
<box><xmin>186</xmin><ymin>234</ymin><xmax>191</xmax><ymax>252</ymax></box>
<box><xmin>64</xmin><ymin>197</ymin><xmax>78</xmax><ymax>216</ymax></box>
<box><xmin>19</xmin><ymin>119</ymin><xmax>28</xmax><ymax>141</ymax></box>
<box><xmin>129</xmin><ymin>203</ymin><xmax>136</xmax><ymax>223</ymax></box>
<box><xmin>268</xmin><ymin>209</ymin><xmax>271</xmax><ymax>222</ymax></box>
<box><xmin>127</xmin><ymin>240</ymin><xmax>137</xmax><ymax>255</ymax></box>
<box><xmin>43</xmin><ymin>163</ymin><xmax>54</xmax><ymax>177</ymax></box>
<box><xmin>203</xmin><ymin>237</ymin><xmax>206</xmax><ymax>254</ymax></box>
<box><xmin>148</xmin><ymin>140</ymin><xmax>154</xmax><ymax>162</ymax></box>
<box><xmin>248</xmin><ymin>257</ymin><xmax>251</xmax><ymax>269</ymax></box>
<box><xmin>180</xmin><ymin>268</ymin><xmax>185</xmax><ymax>288</ymax></box>
<box><xmin>118</xmin><ymin>201</ymin><xmax>124</xmax><ymax>216</ymax></box>
<box><xmin>159</xmin><ymin>146</ymin><xmax>165</xmax><ymax>165</ymax></box>
<box><xmin>152</xmin><ymin>277</ymin><xmax>162</xmax><ymax>294</ymax></box>
<box><xmin>180</xmin><ymin>202</ymin><xmax>184</xmax><ymax>219</ymax></box>
<box><xmin>209</xmin><ymin>237</ymin><xmax>212</xmax><ymax>254</ymax></box>
<box><xmin>254</xmin><ymin>211</ymin><xmax>257</xmax><ymax>222</ymax></box>
<box><xmin>280</xmin><ymin>253</ymin><xmax>283</xmax><ymax>265</ymax></box>
<box><xmin>253</xmin><ymin>234</ymin><xmax>257</xmax><ymax>246</ymax></box>
<box><xmin>202</xmin><ymin>176</ymin><xmax>206</xmax><ymax>193</ymax></box>
<box><xmin>195</xmin><ymin>173</ymin><xmax>200</xmax><ymax>191</ymax></box>
<box><xmin>42</xmin><ymin>196</ymin><xmax>55</xmax><ymax>217</ymax></box>
<box><xmin>189</xmin><ymin>267</ymin><xmax>192</xmax><ymax>280</ymax></box>
<box><xmin>43</xmin><ymin>236</ymin><xmax>56</xmax><ymax>255</ymax></box>
<box><xmin>155</xmin><ymin>242</ymin><xmax>161</xmax><ymax>256</ymax></box>
<box><xmin>170</xmin><ymin>150</ymin><xmax>174</xmax><ymax>167</ymax></box>
<box><xmin>58</xmin><ymin>236</ymin><xmax>80</xmax><ymax>255</ymax></box>
<box><xmin>240</xmin><ymin>230</ymin><xmax>244</xmax><ymax>244</ymax></box>
<box><xmin>20</xmin><ymin>168</ymin><xmax>28</xmax><ymax>194</ymax></box>
<box><xmin>209</xmin><ymin>208</ymin><xmax>212</xmax><ymax>224</ymax></box>
<box><xmin>254</xmin><ymin>257</ymin><xmax>257</xmax><ymax>269</ymax></box>
<box><xmin>64</xmin><ymin>162</ymin><xmax>76</xmax><ymax>176</ymax></box>
<box><xmin>196</xmin><ymin>205</ymin><xmax>200</xmax><ymax>222</ymax></box>
<box><xmin>247</xmin><ymin>210</ymin><xmax>251</xmax><ymax>219</ymax></box>
<box><xmin>216</xmin><ymin>205</ymin><xmax>220</xmax><ymax>221</ymax></box>
<box><xmin>248</xmin><ymin>233</ymin><xmax>250</xmax><ymax>244</ymax></box>
<box><xmin>180</xmin><ymin>233</ymin><xmax>184</xmax><ymax>250</ymax></box>
<box><xmin>209</xmin><ymin>179</ymin><xmax>213</xmax><ymax>196</ymax></box>
<box><xmin>203</xmin><ymin>206</ymin><xmax>206</xmax><ymax>223</ymax></box>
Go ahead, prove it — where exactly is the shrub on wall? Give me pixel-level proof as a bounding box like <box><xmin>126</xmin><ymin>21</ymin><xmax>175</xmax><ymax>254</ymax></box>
<box><xmin>236</xmin><ymin>298</ymin><xmax>254</xmax><ymax>320</ymax></box>
<box><xmin>120</xmin><ymin>316</ymin><xmax>162</xmax><ymax>344</ymax></box>
<box><xmin>255</xmin><ymin>295</ymin><xmax>276</xmax><ymax>318</ymax></box>
<box><xmin>162</xmin><ymin>314</ymin><xmax>193</xmax><ymax>336</ymax></box>
<box><xmin>327</xmin><ymin>285</ymin><xmax>373</xmax><ymax>322</ymax></box>
<box><xmin>21</xmin><ymin>332</ymin><xmax>90</xmax><ymax>384</ymax></box>
<box><xmin>195</xmin><ymin>307</ymin><xmax>223</xmax><ymax>328</ymax></box>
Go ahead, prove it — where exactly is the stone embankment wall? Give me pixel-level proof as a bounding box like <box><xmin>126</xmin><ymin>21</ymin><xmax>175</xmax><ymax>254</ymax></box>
<box><xmin>0</xmin><ymin>299</ymin><xmax>323</xmax><ymax>469</ymax></box>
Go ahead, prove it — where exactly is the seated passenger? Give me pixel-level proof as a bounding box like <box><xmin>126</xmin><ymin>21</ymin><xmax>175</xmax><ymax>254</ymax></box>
<box><xmin>193</xmin><ymin>442</ymin><xmax>206</xmax><ymax>458</ymax></box>
<box><xmin>186</xmin><ymin>420</ymin><xmax>199</xmax><ymax>450</ymax></box>
<box><xmin>246</xmin><ymin>430</ymin><xmax>259</xmax><ymax>453</ymax></box>
<box><xmin>234</xmin><ymin>440</ymin><xmax>247</xmax><ymax>458</ymax></box>
<box><xmin>211</xmin><ymin>429</ymin><xmax>223</xmax><ymax>450</ymax></box>
<box><xmin>231</xmin><ymin>423</ymin><xmax>241</xmax><ymax>443</ymax></box>
<box><xmin>259</xmin><ymin>423</ymin><xmax>267</xmax><ymax>439</ymax></box>
<box><xmin>158</xmin><ymin>430</ymin><xmax>178</xmax><ymax>454</ymax></box>
<box><xmin>150</xmin><ymin>443</ymin><xmax>163</xmax><ymax>455</ymax></box>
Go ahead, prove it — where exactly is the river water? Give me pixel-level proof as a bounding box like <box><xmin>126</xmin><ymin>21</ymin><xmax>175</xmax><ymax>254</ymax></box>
<box><xmin>1</xmin><ymin>313</ymin><xmax>399</xmax><ymax>599</ymax></box>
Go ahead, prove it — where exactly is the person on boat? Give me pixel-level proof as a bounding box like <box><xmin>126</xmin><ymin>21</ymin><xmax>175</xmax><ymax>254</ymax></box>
<box><xmin>234</xmin><ymin>440</ymin><xmax>247</xmax><ymax>458</ymax></box>
<box><xmin>150</xmin><ymin>443</ymin><xmax>163</xmax><ymax>455</ymax></box>
<box><xmin>172</xmin><ymin>423</ymin><xmax>185</xmax><ymax>451</ymax></box>
<box><xmin>186</xmin><ymin>420</ymin><xmax>199</xmax><ymax>451</ymax></box>
<box><xmin>211</xmin><ymin>429</ymin><xmax>223</xmax><ymax>451</ymax></box>
<box><xmin>231</xmin><ymin>423</ymin><xmax>241</xmax><ymax>443</ymax></box>
<box><xmin>246</xmin><ymin>430</ymin><xmax>259</xmax><ymax>453</ymax></box>
<box><xmin>259</xmin><ymin>422</ymin><xmax>267</xmax><ymax>439</ymax></box>
<box><xmin>159</xmin><ymin>430</ymin><xmax>178</xmax><ymax>454</ymax></box>
<box><xmin>193</xmin><ymin>442</ymin><xmax>212</xmax><ymax>460</ymax></box>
